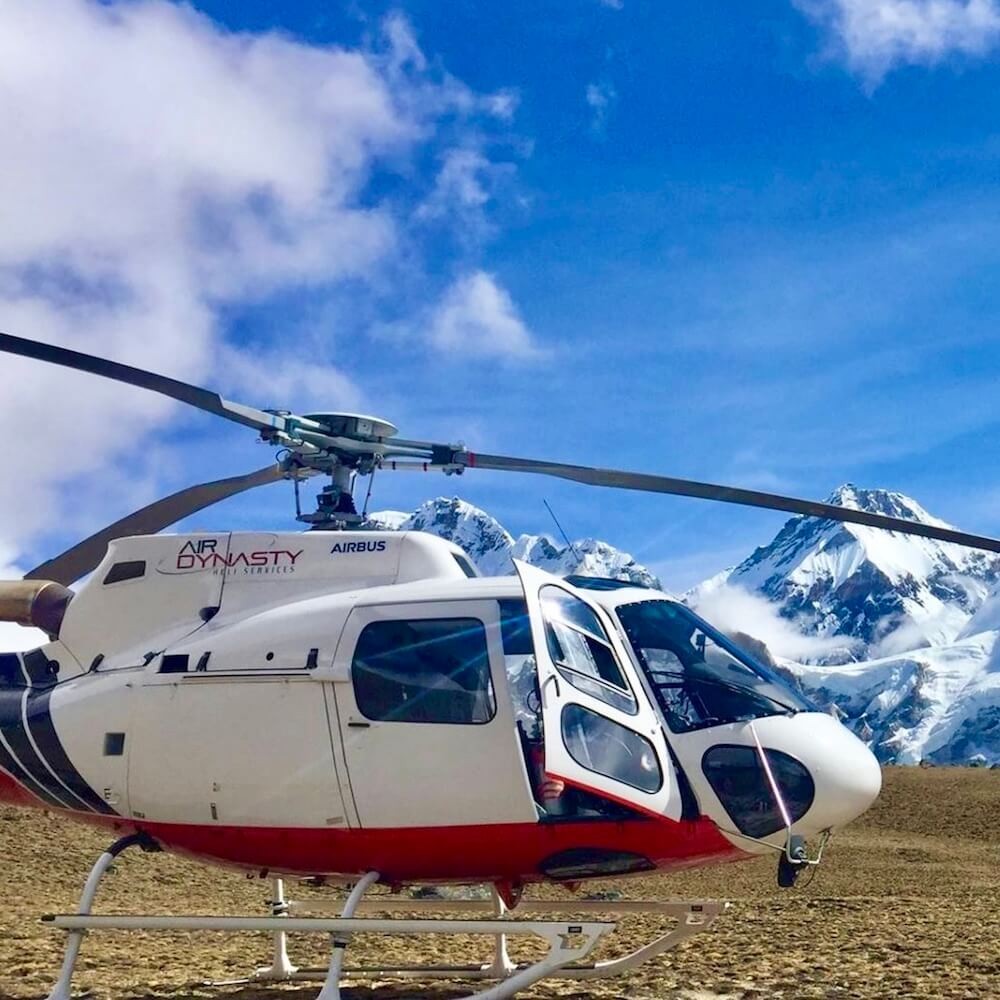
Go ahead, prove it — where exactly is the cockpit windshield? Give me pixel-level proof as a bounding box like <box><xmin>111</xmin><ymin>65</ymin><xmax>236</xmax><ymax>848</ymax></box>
<box><xmin>615</xmin><ymin>599</ymin><xmax>814</xmax><ymax>733</ymax></box>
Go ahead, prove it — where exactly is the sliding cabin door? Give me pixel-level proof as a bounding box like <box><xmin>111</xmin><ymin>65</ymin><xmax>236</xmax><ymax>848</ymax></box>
<box><xmin>332</xmin><ymin>599</ymin><xmax>537</xmax><ymax>829</ymax></box>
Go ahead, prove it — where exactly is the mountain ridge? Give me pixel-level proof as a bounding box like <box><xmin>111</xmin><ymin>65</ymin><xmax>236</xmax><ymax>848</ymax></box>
<box><xmin>372</xmin><ymin>497</ymin><xmax>661</xmax><ymax>587</ymax></box>
<box><xmin>688</xmin><ymin>484</ymin><xmax>1000</xmax><ymax>661</ymax></box>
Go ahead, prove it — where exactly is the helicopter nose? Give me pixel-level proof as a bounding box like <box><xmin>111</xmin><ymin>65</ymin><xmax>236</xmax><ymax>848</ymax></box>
<box><xmin>776</xmin><ymin>712</ymin><xmax>882</xmax><ymax>833</ymax></box>
<box><xmin>701</xmin><ymin>712</ymin><xmax>882</xmax><ymax>848</ymax></box>
<box><xmin>807</xmin><ymin>715</ymin><xmax>882</xmax><ymax>829</ymax></box>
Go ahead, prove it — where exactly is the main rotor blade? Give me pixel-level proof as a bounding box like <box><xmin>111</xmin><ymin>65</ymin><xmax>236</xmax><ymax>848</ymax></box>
<box><xmin>25</xmin><ymin>464</ymin><xmax>285</xmax><ymax>585</ymax></box>
<box><xmin>0</xmin><ymin>332</ymin><xmax>288</xmax><ymax>435</ymax></box>
<box><xmin>468</xmin><ymin>453</ymin><xmax>1000</xmax><ymax>554</ymax></box>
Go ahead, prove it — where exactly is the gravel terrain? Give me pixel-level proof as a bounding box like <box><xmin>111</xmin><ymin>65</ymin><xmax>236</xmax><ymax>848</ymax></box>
<box><xmin>1</xmin><ymin>767</ymin><xmax>998</xmax><ymax>1000</ymax></box>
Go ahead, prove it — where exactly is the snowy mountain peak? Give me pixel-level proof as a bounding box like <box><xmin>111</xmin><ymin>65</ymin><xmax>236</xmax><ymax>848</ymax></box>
<box><xmin>826</xmin><ymin>484</ymin><xmax>948</xmax><ymax>528</ymax></box>
<box><xmin>367</xmin><ymin>509</ymin><xmax>408</xmax><ymax>530</ymax></box>
<box><xmin>511</xmin><ymin>534</ymin><xmax>662</xmax><ymax>589</ymax></box>
<box><xmin>399</xmin><ymin>498</ymin><xmax>514</xmax><ymax>577</ymax></box>
<box><xmin>677</xmin><ymin>483</ymin><xmax>1000</xmax><ymax>764</ymax></box>
<box><xmin>692</xmin><ymin>486</ymin><xmax>1000</xmax><ymax>661</ymax></box>
<box><xmin>378</xmin><ymin>496</ymin><xmax>661</xmax><ymax>587</ymax></box>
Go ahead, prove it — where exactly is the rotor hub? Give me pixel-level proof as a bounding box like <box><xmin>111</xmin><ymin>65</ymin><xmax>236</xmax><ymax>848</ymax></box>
<box><xmin>271</xmin><ymin>412</ymin><xmax>402</xmax><ymax>491</ymax></box>
<box><xmin>302</xmin><ymin>413</ymin><xmax>398</xmax><ymax>440</ymax></box>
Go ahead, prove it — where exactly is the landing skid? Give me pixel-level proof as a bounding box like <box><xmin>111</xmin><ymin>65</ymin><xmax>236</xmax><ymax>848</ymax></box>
<box><xmin>255</xmin><ymin>879</ymin><xmax>729</xmax><ymax>984</ymax></box>
<box><xmin>41</xmin><ymin>838</ymin><xmax>728</xmax><ymax>1000</ymax></box>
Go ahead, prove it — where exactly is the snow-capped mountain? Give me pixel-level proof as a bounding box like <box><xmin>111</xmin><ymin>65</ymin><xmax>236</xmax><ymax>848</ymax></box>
<box><xmin>683</xmin><ymin>485</ymin><xmax>1000</xmax><ymax>764</ymax></box>
<box><xmin>690</xmin><ymin>485</ymin><xmax>1000</xmax><ymax>662</ymax></box>
<box><xmin>510</xmin><ymin>534</ymin><xmax>661</xmax><ymax>588</ymax></box>
<box><xmin>374</xmin><ymin>490</ymin><xmax>1000</xmax><ymax>764</ymax></box>
<box><xmin>370</xmin><ymin>497</ymin><xmax>661</xmax><ymax>587</ymax></box>
<box><xmin>786</xmin><ymin>628</ymin><xmax>1000</xmax><ymax>765</ymax></box>
<box><xmin>375</xmin><ymin>499</ymin><xmax>517</xmax><ymax>577</ymax></box>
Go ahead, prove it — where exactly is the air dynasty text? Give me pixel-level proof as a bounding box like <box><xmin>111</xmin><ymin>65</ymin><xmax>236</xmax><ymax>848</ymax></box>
<box><xmin>175</xmin><ymin>539</ymin><xmax>303</xmax><ymax>576</ymax></box>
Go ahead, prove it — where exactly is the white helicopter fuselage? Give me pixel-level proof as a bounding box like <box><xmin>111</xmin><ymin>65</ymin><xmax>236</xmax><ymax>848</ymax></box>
<box><xmin>0</xmin><ymin>530</ymin><xmax>881</xmax><ymax>884</ymax></box>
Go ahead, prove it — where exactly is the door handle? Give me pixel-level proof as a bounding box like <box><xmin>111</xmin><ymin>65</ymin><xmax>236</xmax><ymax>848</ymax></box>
<box><xmin>541</xmin><ymin>673</ymin><xmax>560</xmax><ymax>705</ymax></box>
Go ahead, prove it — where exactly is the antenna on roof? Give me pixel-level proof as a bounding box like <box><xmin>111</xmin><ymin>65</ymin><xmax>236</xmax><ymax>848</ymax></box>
<box><xmin>543</xmin><ymin>499</ymin><xmax>581</xmax><ymax>564</ymax></box>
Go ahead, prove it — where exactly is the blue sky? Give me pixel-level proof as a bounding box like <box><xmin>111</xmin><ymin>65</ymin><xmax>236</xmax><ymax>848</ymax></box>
<box><xmin>5</xmin><ymin>0</ymin><xmax>1000</xmax><ymax>591</ymax></box>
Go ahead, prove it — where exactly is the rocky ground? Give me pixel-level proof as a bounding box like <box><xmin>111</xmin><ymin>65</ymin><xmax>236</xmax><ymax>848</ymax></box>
<box><xmin>1</xmin><ymin>767</ymin><xmax>998</xmax><ymax>1000</ymax></box>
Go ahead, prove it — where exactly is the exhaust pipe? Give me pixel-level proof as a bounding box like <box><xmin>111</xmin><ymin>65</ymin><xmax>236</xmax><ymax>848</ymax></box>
<box><xmin>0</xmin><ymin>580</ymin><xmax>74</xmax><ymax>639</ymax></box>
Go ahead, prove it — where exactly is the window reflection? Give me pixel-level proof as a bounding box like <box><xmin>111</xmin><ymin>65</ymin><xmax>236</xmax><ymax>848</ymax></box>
<box><xmin>352</xmin><ymin>617</ymin><xmax>495</xmax><ymax>724</ymax></box>
<box><xmin>561</xmin><ymin>704</ymin><xmax>662</xmax><ymax>794</ymax></box>
<box><xmin>702</xmin><ymin>744</ymin><xmax>814</xmax><ymax>838</ymax></box>
<box><xmin>616</xmin><ymin>600</ymin><xmax>814</xmax><ymax>733</ymax></box>
<box><xmin>541</xmin><ymin>586</ymin><xmax>636</xmax><ymax>715</ymax></box>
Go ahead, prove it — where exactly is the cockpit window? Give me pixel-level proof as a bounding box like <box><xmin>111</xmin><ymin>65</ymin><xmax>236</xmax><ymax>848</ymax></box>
<box><xmin>541</xmin><ymin>586</ymin><xmax>637</xmax><ymax>715</ymax></box>
<box><xmin>615</xmin><ymin>600</ymin><xmax>814</xmax><ymax>733</ymax></box>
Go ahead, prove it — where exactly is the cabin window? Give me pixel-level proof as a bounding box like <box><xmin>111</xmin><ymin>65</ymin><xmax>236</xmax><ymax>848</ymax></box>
<box><xmin>540</xmin><ymin>586</ymin><xmax>637</xmax><ymax>715</ymax></box>
<box><xmin>499</xmin><ymin>599</ymin><xmax>541</xmax><ymax>737</ymax></box>
<box><xmin>103</xmin><ymin>560</ymin><xmax>146</xmax><ymax>585</ymax></box>
<box><xmin>352</xmin><ymin>617</ymin><xmax>496</xmax><ymax>724</ymax></box>
<box><xmin>561</xmin><ymin>704</ymin><xmax>662</xmax><ymax>794</ymax></box>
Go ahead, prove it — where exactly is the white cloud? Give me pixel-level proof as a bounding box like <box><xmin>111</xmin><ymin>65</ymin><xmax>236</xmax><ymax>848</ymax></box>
<box><xmin>690</xmin><ymin>583</ymin><xmax>862</xmax><ymax>662</ymax></box>
<box><xmin>382</xmin><ymin>11</ymin><xmax>428</xmax><ymax>73</ymax></box>
<box><xmin>483</xmin><ymin>89</ymin><xmax>521</xmax><ymax>120</ymax></box>
<box><xmin>431</xmin><ymin>149</ymin><xmax>494</xmax><ymax>212</ymax></box>
<box><xmin>415</xmin><ymin>148</ymin><xmax>515</xmax><ymax>239</ymax></box>
<box><xmin>215</xmin><ymin>344</ymin><xmax>365</xmax><ymax>415</ymax></box>
<box><xmin>585</xmin><ymin>81</ymin><xmax>617</xmax><ymax>132</ymax></box>
<box><xmin>869</xmin><ymin>617</ymin><xmax>934</xmax><ymax>657</ymax></box>
<box><xmin>796</xmin><ymin>0</ymin><xmax>1000</xmax><ymax>84</ymax></box>
<box><xmin>0</xmin><ymin>1</ymin><xmax>528</xmax><ymax>579</ymax></box>
<box><xmin>427</xmin><ymin>271</ymin><xmax>540</xmax><ymax>358</ymax></box>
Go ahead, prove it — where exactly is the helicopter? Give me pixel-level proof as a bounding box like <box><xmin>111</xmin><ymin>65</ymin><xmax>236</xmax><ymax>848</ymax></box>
<box><xmin>3</xmin><ymin>332</ymin><xmax>999</xmax><ymax>1000</ymax></box>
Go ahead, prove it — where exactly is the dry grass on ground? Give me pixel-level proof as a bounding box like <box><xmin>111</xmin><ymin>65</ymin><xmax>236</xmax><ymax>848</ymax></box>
<box><xmin>1</xmin><ymin>767</ymin><xmax>998</xmax><ymax>1000</ymax></box>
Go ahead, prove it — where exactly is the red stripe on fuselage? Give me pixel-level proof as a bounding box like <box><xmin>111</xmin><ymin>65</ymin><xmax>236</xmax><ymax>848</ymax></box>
<box><xmin>0</xmin><ymin>765</ymin><xmax>48</xmax><ymax>809</ymax></box>
<box><xmin>119</xmin><ymin>815</ymin><xmax>746</xmax><ymax>882</ymax></box>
